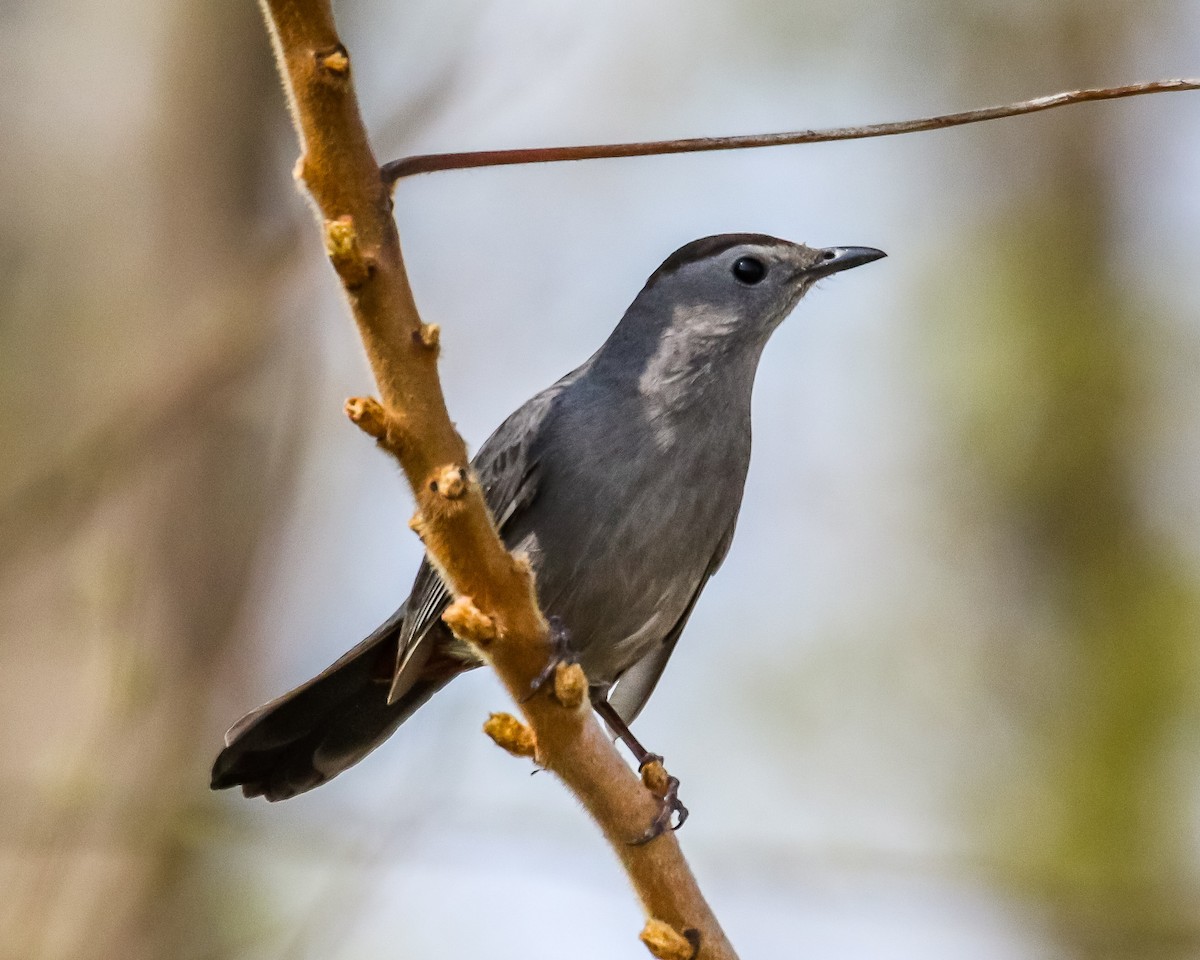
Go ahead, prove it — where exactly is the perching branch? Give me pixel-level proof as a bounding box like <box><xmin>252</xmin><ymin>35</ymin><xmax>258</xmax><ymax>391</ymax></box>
<box><xmin>382</xmin><ymin>78</ymin><xmax>1199</xmax><ymax>181</ymax></box>
<box><xmin>257</xmin><ymin>2</ymin><xmax>734</xmax><ymax>957</ymax></box>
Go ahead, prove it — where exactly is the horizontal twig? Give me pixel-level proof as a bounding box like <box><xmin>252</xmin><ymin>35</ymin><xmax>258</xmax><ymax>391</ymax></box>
<box><xmin>383</xmin><ymin>78</ymin><xmax>1199</xmax><ymax>182</ymax></box>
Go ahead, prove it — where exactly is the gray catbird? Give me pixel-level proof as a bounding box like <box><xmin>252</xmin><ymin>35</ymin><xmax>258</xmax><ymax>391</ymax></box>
<box><xmin>211</xmin><ymin>233</ymin><xmax>885</xmax><ymax>816</ymax></box>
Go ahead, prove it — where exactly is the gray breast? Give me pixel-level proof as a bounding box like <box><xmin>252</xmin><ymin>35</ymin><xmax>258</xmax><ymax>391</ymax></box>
<box><xmin>504</xmin><ymin>379</ymin><xmax>751</xmax><ymax>688</ymax></box>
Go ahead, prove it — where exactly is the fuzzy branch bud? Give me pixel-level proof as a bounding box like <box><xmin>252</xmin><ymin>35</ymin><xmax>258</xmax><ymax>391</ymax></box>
<box><xmin>442</xmin><ymin>595</ymin><xmax>497</xmax><ymax>647</ymax></box>
<box><xmin>483</xmin><ymin>712</ymin><xmax>537</xmax><ymax>759</ymax></box>
<box><xmin>641</xmin><ymin>920</ymin><xmax>699</xmax><ymax>960</ymax></box>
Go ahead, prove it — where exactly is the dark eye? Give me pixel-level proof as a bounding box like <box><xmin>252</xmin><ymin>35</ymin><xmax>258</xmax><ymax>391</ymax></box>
<box><xmin>732</xmin><ymin>256</ymin><xmax>767</xmax><ymax>285</ymax></box>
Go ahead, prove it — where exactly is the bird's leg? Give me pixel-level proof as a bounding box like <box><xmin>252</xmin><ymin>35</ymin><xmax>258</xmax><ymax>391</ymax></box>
<box><xmin>521</xmin><ymin>615</ymin><xmax>576</xmax><ymax>702</ymax></box>
<box><xmin>591</xmin><ymin>695</ymin><xmax>688</xmax><ymax>844</ymax></box>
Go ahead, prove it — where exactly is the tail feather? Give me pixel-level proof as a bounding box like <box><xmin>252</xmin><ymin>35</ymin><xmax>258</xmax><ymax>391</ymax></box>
<box><xmin>211</xmin><ymin>607</ymin><xmax>464</xmax><ymax>801</ymax></box>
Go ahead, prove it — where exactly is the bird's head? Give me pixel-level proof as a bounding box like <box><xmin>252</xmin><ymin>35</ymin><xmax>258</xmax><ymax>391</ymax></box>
<box><xmin>642</xmin><ymin>233</ymin><xmax>885</xmax><ymax>340</ymax></box>
<box><xmin>596</xmin><ymin>234</ymin><xmax>885</xmax><ymax>388</ymax></box>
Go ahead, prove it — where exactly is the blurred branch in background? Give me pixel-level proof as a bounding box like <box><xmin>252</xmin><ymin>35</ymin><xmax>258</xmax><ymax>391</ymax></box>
<box><xmin>920</xmin><ymin>4</ymin><xmax>1200</xmax><ymax>957</ymax></box>
<box><xmin>0</xmin><ymin>0</ymin><xmax>301</xmax><ymax>956</ymax></box>
<box><xmin>0</xmin><ymin>343</ymin><xmax>275</xmax><ymax>577</ymax></box>
<box><xmin>0</xmin><ymin>0</ymin><xmax>454</xmax><ymax>957</ymax></box>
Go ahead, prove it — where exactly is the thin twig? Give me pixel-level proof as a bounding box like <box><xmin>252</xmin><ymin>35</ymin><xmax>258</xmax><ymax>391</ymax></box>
<box><xmin>383</xmin><ymin>78</ymin><xmax>1199</xmax><ymax>182</ymax></box>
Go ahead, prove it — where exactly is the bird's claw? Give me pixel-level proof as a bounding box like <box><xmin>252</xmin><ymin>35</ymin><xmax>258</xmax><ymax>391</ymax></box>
<box><xmin>631</xmin><ymin>754</ymin><xmax>689</xmax><ymax>845</ymax></box>
<box><xmin>521</xmin><ymin>616</ymin><xmax>575</xmax><ymax>703</ymax></box>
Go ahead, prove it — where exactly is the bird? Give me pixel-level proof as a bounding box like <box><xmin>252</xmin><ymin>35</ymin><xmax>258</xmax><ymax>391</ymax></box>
<box><xmin>211</xmin><ymin>233</ymin><xmax>885</xmax><ymax>821</ymax></box>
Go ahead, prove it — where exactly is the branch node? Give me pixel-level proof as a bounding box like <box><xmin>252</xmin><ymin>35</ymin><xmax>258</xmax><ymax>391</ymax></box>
<box><xmin>323</xmin><ymin>215</ymin><xmax>374</xmax><ymax>289</ymax></box>
<box><xmin>315</xmin><ymin>44</ymin><xmax>350</xmax><ymax>80</ymax></box>
<box><xmin>483</xmin><ymin>712</ymin><xmax>537</xmax><ymax>759</ymax></box>
<box><xmin>344</xmin><ymin>395</ymin><xmax>407</xmax><ymax>457</ymax></box>
<box><xmin>553</xmin><ymin>661</ymin><xmax>587</xmax><ymax>709</ymax></box>
<box><xmin>428</xmin><ymin>464</ymin><xmax>468</xmax><ymax>500</ymax></box>
<box><xmin>640</xmin><ymin>920</ymin><xmax>699</xmax><ymax>960</ymax></box>
<box><xmin>343</xmin><ymin>395</ymin><xmax>386</xmax><ymax>437</ymax></box>
<box><xmin>413</xmin><ymin>322</ymin><xmax>441</xmax><ymax>354</ymax></box>
<box><xmin>407</xmin><ymin>511</ymin><xmax>427</xmax><ymax>542</ymax></box>
<box><xmin>443</xmin><ymin>595</ymin><xmax>497</xmax><ymax>647</ymax></box>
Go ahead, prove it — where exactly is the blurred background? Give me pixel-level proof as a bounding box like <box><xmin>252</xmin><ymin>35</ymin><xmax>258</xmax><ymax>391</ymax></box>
<box><xmin>2</xmin><ymin>1</ymin><xmax>1199</xmax><ymax>958</ymax></box>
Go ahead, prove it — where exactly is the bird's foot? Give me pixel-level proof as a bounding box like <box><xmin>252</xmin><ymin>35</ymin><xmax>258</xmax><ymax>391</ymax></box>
<box><xmin>631</xmin><ymin>754</ymin><xmax>689</xmax><ymax>845</ymax></box>
<box><xmin>521</xmin><ymin>616</ymin><xmax>576</xmax><ymax>703</ymax></box>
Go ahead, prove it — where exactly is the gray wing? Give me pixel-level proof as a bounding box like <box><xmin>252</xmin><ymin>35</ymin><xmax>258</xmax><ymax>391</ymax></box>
<box><xmin>388</xmin><ymin>374</ymin><xmax>576</xmax><ymax>700</ymax></box>
<box><xmin>606</xmin><ymin>519</ymin><xmax>739</xmax><ymax>725</ymax></box>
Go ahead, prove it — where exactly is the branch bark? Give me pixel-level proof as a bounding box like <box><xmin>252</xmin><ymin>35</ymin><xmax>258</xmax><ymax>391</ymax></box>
<box><xmin>382</xmin><ymin>78</ymin><xmax>1199</xmax><ymax>181</ymax></box>
<box><xmin>257</xmin><ymin>2</ymin><xmax>734</xmax><ymax>957</ymax></box>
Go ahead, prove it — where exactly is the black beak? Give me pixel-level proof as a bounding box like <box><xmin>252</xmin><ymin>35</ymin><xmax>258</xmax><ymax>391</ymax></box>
<box><xmin>809</xmin><ymin>246</ymin><xmax>887</xmax><ymax>279</ymax></box>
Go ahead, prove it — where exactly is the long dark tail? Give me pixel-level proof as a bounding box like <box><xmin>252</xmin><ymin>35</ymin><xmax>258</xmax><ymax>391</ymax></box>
<box><xmin>211</xmin><ymin>607</ymin><xmax>465</xmax><ymax>801</ymax></box>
